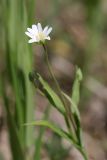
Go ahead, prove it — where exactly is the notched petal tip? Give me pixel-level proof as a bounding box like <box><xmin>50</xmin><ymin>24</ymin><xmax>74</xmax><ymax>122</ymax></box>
<box><xmin>46</xmin><ymin>36</ymin><xmax>51</xmax><ymax>40</ymax></box>
<box><xmin>27</xmin><ymin>27</ymin><xmax>35</xmax><ymax>34</ymax></box>
<box><xmin>46</xmin><ymin>27</ymin><xmax>52</xmax><ymax>36</ymax></box>
<box><xmin>28</xmin><ymin>39</ymin><xmax>35</xmax><ymax>43</ymax></box>
<box><xmin>28</xmin><ymin>40</ymin><xmax>32</xmax><ymax>43</ymax></box>
<box><xmin>37</xmin><ymin>23</ymin><xmax>42</xmax><ymax>32</ymax></box>
<box><xmin>25</xmin><ymin>31</ymin><xmax>33</xmax><ymax>38</ymax></box>
<box><xmin>32</xmin><ymin>24</ymin><xmax>38</xmax><ymax>31</ymax></box>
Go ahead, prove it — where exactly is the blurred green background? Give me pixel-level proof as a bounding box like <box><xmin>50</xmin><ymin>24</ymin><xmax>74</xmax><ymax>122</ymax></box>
<box><xmin>0</xmin><ymin>0</ymin><xmax>107</xmax><ymax>159</ymax></box>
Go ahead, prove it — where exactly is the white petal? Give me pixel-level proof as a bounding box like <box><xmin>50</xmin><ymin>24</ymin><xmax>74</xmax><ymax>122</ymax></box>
<box><xmin>43</xmin><ymin>26</ymin><xmax>48</xmax><ymax>34</ymax></box>
<box><xmin>46</xmin><ymin>27</ymin><xmax>52</xmax><ymax>36</ymax></box>
<box><xmin>27</xmin><ymin>28</ymin><xmax>35</xmax><ymax>34</ymax></box>
<box><xmin>28</xmin><ymin>38</ymin><xmax>37</xmax><ymax>43</ymax></box>
<box><xmin>37</xmin><ymin>23</ymin><xmax>42</xmax><ymax>32</ymax></box>
<box><xmin>32</xmin><ymin>25</ymin><xmax>38</xmax><ymax>32</ymax></box>
<box><xmin>25</xmin><ymin>32</ymin><xmax>33</xmax><ymax>38</ymax></box>
<box><xmin>45</xmin><ymin>36</ymin><xmax>50</xmax><ymax>40</ymax></box>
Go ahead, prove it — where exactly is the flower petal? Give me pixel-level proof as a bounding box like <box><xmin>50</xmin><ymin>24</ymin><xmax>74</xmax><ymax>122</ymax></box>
<box><xmin>46</xmin><ymin>27</ymin><xmax>52</xmax><ymax>36</ymax></box>
<box><xmin>25</xmin><ymin>32</ymin><xmax>33</xmax><ymax>38</ymax></box>
<box><xmin>32</xmin><ymin>25</ymin><xmax>38</xmax><ymax>33</ymax></box>
<box><xmin>37</xmin><ymin>23</ymin><xmax>42</xmax><ymax>32</ymax></box>
<box><xmin>43</xmin><ymin>26</ymin><xmax>48</xmax><ymax>34</ymax></box>
<box><xmin>45</xmin><ymin>36</ymin><xmax>50</xmax><ymax>40</ymax></box>
<box><xmin>28</xmin><ymin>38</ymin><xmax>37</xmax><ymax>43</ymax></box>
<box><xmin>27</xmin><ymin>28</ymin><xmax>34</xmax><ymax>34</ymax></box>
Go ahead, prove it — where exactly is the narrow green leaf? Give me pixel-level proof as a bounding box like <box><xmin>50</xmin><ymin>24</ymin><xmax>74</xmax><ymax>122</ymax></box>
<box><xmin>27</xmin><ymin>0</ymin><xmax>36</xmax><ymax>25</ymax></box>
<box><xmin>2</xmin><ymin>0</ymin><xmax>35</xmax><ymax>150</ymax></box>
<box><xmin>1</xmin><ymin>78</ymin><xmax>25</xmax><ymax>160</ymax></box>
<box><xmin>71</xmin><ymin>67</ymin><xmax>83</xmax><ymax>146</ymax></box>
<box><xmin>24</xmin><ymin>120</ymin><xmax>75</xmax><ymax>143</ymax></box>
<box><xmin>72</xmin><ymin>67</ymin><xmax>83</xmax><ymax>107</ymax></box>
<box><xmin>23</xmin><ymin>120</ymin><xmax>83</xmax><ymax>153</ymax></box>
<box><xmin>62</xmin><ymin>92</ymin><xmax>80</xmax><ymax>120</ymax></box>
<box><xmin>5</xmin><ymin>0</ymin><xmax>25</xmax><ymax>146</ymax></box>
<box><xmin>34</xmin><ymin>105</ymin><xmax>50</xmax><ymax>160</ymax></box>
<box><xmin>16</xmin><ymin>0</ymin><xmax>34</xmax><ymax>148</ymax></box>
<box><xmin>29</xmin><ymin>72</ymin><xmax>65</xmax><ymax>115</ymax></box>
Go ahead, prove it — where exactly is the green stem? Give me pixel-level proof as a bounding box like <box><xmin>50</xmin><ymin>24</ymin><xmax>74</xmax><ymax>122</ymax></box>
<box><xmin>74</xmin><ymin>143</ymin><xmax>88</xmax><ymax>160</ymax></box>
<box><xmin>42</xmin><ymin>44</ymin><xmax>74</xmax><ymax>134</ymax></box>
<box><xmin>42</xmin><ymin>45</ymin><xmax>67</xmax><ymax>106</ymax></box>
<box><xmin>80</xmin><ymin>148</ymin><xmax>89</xmax><ymax>160</ymax></box>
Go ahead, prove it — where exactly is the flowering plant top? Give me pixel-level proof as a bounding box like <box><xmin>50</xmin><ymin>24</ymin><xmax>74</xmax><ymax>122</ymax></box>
<box><xmin>25</xmin><ymin>23</ymin><xmax>52</xmax><ymax>44</ymax></box>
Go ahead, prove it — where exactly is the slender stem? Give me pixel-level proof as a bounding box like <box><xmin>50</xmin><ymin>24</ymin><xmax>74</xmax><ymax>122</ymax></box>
<box><xmin>80</xmin><ymin>148</ymin><xmax>89</xmax><ymax>160</ymax></box>
<box><xmin>42</xmin><ymin>44</ymin><xmax>63</xmax><ymax>100</ymax></box>
<box><xmin>74</xmin><ymin>143</ymin><xmax>88</xmax><ymax>160</ymax></box>
<box><xmin>42</xmin><ymin>44</ymin><xmax>74</xmax><ymax>133</ymax></box>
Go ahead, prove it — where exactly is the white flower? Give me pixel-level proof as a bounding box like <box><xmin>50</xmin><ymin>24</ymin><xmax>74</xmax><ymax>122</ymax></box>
<box><xmin>25</xmin><ymin>23</ymin><xmax>52</xmax><ymax>43</ymax></box>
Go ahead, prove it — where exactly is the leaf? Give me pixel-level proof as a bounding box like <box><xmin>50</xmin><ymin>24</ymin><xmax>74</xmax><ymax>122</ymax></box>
<box><xmin>1</xmin><ymin>78</ymin><xmax>25</xmax><ymax>160</ymax></box>
<box><xmin>34</xmin><ymin>105</ymin><xmax>50</xmax><ymax>160</ymax></box>
<box><xmin>29</xmin><ymin>72</ymin><xmax>65</xmax><ymax>115</ymax></box>
<box><xmin>1</xmin><ymin>0</ymin><xmax>35</xmax><ymax>156</ymax></box>
<box><xmin>23</xmin><ymin>120</ymin><xmax>83</xmax><ymax>153</ymax></box>
<box><xmin>24</xmin><ymin>120</ymin><xmax>75</xmax><ymax>143</ymax></box>
<box><xmin>72</xmin><ymin>67</ymin><xmax>83</xmax><ymax>107</ymax></box>
<box><xmin>62</xmin><ymin>92</ymin><xmax>80</xmax><ymax>120</ymax></box>
<box><xmin>71</xmin><ymin>67</ymin><xmax>83</xmax><ymax>146</ymax></box>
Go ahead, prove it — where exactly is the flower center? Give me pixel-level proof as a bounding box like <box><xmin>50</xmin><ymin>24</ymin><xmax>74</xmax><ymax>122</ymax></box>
<box><xmin>37</xmin><ymin>32</ymin><xmax>45</xmax><ymax>41</ymax></box>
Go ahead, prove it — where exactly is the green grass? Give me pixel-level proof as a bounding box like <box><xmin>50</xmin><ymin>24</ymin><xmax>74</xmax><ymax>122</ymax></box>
<box><xmin>0</xmin><ymin>0</ymin><xmax>36</xmax><ymax>159</ymax></box>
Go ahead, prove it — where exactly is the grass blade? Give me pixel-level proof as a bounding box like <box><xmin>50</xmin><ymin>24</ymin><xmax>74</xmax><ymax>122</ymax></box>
<box><xmin>0</xmin><ymin>77</ymin><xmax>25</xmax><ymax>160</ymax></box>
<box><xmin>34</xmin><ymin>105</ymin><xmax>50</xmax><ymax>160</ymax></box>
